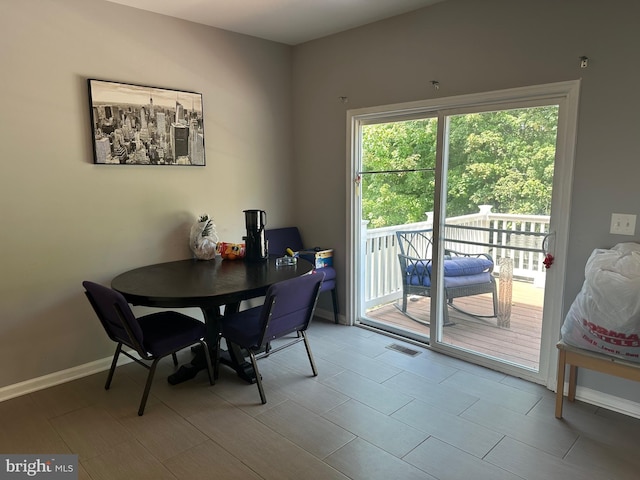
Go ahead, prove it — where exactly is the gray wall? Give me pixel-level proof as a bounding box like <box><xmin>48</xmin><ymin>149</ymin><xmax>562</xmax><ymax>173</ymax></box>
<box><xmin>1</xmin><ymin>0</ymin><xmax>639</xmax><ymax>408</ymax></box>
<box><xmin>291</xmin><ymin>0</ymin><xmax>640</xmax><ymax>403</ymax></box>
<box><xmin>0</xmin><ymin>0</ymin><xmax>294</xmax><ymax>387</ymax></box>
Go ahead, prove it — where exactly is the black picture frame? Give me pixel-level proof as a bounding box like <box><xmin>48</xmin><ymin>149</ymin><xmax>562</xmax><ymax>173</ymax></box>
<box><xmin>88</xmin><ymin>79</ymin><xmax>205</xmax><ymax>166</ymax></box>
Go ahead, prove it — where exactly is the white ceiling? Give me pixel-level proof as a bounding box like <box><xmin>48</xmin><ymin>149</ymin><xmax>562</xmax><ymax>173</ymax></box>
<box><xmin>105</xmin><ymin>0</ymin><xmax>446</xmax><ymax>45</ymax></box>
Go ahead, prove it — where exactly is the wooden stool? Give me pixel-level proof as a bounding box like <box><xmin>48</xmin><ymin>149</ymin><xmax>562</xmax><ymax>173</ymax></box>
<box><xmin>555</xmin><ymin>340</ymin><xmax>640</xmax><ymax>418</ymax></box>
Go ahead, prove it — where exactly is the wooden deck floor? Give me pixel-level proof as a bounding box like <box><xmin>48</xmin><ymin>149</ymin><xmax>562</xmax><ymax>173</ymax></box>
<box><xmin>364</xmin><ymin>280</ymin><xmax>544</xmax><ymax>370</ymax></box>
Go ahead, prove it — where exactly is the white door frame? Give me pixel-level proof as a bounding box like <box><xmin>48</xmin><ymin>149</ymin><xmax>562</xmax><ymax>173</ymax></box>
<box><xmin>346</xmin><ymin>80</ymin><xmax>580</xmax><ymax>388</ymax></box>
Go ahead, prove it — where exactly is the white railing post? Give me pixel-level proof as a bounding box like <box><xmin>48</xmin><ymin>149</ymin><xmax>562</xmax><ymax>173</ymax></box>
<box><xmin>478</xmin><ymin>205</ymin><xmax>492</xmax><ymax>255</ymax></box>
<box><xmin>425</xmin><ymin>211</ymin><xmax>434</xmax><ymax>226</ymax></box>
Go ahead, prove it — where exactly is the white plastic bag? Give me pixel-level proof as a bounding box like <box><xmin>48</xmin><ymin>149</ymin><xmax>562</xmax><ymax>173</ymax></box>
<box><xmin>561</xmin><ymin>242</ymin><xmax>640</xmax><ymax>362</ymax></box>
<box><xmin>189</xmin><ymin>214</ymin><xmax>219</xmax><ymax>260</ymax></box>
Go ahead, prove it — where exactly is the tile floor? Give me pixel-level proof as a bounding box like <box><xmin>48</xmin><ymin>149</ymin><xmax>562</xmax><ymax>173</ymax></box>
<box><xmin>1</xmin><ymin>318</ymin><xmax>639</xmax><ymax>479</ymax></box>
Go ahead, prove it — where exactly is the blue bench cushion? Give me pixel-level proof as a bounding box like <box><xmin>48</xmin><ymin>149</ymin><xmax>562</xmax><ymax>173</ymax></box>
<box><xmin>406</xmin><ymin>257</ymin><xmax>492</xmax><ymax>277</ymax></box>
<box><xmin>408</xmin><ymin>271</ymin><xmax>492</xmax><ymax>288</ymax></box>
<box><xmin>406</xmin><ymin>257</ymin><xmax>493</xmax><ymax>288</ymax></box>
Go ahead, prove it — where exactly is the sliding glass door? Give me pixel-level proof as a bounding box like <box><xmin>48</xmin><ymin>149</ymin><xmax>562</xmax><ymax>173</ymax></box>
<box><xmin>432</xmin><ymin>103</ymin><xmax>558</xmax><ymax>372</ymax></box>
<box><xmin>357</xmin><ymin>116</ymin><xmax>438</xmax><ymax>343</ymax></box>
<box><xmin>349</xmin><ymin>82</ymin><xmax>579</xmax><ymax>385</ymax></box>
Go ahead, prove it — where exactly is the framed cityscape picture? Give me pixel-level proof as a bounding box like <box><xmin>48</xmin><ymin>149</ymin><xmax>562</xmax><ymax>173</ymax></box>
<box><xmin>87</xmin><ymin>79</ymin><xmax>205</xmax><ymax>166</ymax></box>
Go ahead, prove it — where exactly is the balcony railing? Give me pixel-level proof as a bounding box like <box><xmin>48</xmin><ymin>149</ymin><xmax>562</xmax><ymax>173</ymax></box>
<box><xmin>364</xmin><ymin>206</ymin><xmax>550</xmax><ymax>309</ymax></box>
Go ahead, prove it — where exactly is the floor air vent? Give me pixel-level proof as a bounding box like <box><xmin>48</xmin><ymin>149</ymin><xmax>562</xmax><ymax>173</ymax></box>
<box><xmin>386</xmin><ymin>343</ymin><xmax>421</xmax><ymax>357</ymax></box>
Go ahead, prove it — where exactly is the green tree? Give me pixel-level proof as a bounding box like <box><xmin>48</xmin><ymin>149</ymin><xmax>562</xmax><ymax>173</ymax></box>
<box><xmin>446</xmin><ymin>106</ymin><xmax>558</xmax><ymax>217</ymax></box>
<box><xmin>361</xmin><ymin>118</ymin><xmax>437</xmax><ymax>228</ymax></box>
<box><xmin>361</xmin><ymin>106</ymin><xmax>558</xmax><ymax>227</ymax></box>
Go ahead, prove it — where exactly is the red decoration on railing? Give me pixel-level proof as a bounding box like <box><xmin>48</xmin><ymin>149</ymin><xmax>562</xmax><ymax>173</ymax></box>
<box><xmin>543</xmin><ymin>253</ymin><xmax>554</xmax><ymax>269</ymax></box>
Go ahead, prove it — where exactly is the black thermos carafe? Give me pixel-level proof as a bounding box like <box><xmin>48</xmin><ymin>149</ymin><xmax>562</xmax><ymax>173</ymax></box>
<box><xmin>243</xmin><ymin>209</ymin><xmax>268</xmax><ymax>261</ymax></box>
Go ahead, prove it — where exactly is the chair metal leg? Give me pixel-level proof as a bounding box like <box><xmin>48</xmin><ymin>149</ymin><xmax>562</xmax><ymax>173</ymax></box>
<box><xmin>249</xmin><ymin>351</ymin><xmax>267</xmax><ymax>404</ymax></box>
<box><xmin>214</xmin><ymin>335</ymin><xmax>222</xmax><ymax>380</ymax></box>
<box><xmin>201</xmin><ymin>340</ymin><xmax>215</xmax><ymax>386</ymax></box>
<box><xmin>301</xmin><ymin>331</ymin><xmax>318</xmax><ymax>377</ymax></box>
<box><xmin>105</xmin><ymin>343</ymin><xmax>123</xmax><ymax>390</ymax></box>
<box><xmin>443</xmin><ymin>302</ymin><xmax>451</xmax><ymax>326</ymax></box>
<box><xmin>138</xmin><ymin>358</ymin><xmax>160</xmax><ymax>416</ymax></box>
<box><xmin>330</xmin><ymin>288</ymin><xmax>339</xmax><ymax>324</ymax></box>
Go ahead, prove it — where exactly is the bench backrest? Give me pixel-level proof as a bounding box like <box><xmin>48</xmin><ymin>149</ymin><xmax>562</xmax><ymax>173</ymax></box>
<box><xmin>265</xmin><ymin>227</ymin><xmax>305</xmax><ymax>256</ymax></box>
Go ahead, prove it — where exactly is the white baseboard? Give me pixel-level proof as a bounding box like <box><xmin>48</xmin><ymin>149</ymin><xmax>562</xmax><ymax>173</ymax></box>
<box><xmin>0</xmin><ymin>311</ymin><xmax>345</xmax><ymax>403</ymax></box>
<box><xmin>314</xmin><ymin>306</ymin><xmax>343</xmax><ymax>324</ymax></box>
<box><xmin>568</xmin><ymin>383</ymin><xmax>640</xmax><ymax>419</ymax></box>
<box><xmin>0</xmin><ymin>355</ymin><xmax>133</xmax><ymax>403</ymax></box>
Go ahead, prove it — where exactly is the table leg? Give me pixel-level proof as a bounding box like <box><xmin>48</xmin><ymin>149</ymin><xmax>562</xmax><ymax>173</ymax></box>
<box><xmin>167</xmin><ymin>305</ymin><xmax>221</xmax><ymax>385</ymax></box>
<box><xmin>208</xmin><ymin>302</ymin><xmax>258</xmax><ymax>384</ymax></box>
<box><xmin>167</xmin><ymin>303</ymin><xmax>258</xmax><ymax>385</ymax></box>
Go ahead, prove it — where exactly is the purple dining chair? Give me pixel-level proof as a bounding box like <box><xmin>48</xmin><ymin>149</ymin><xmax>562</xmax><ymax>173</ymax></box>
<box><xmin>265</xmin><ymin>227</ymin><xmax>339</xmax><ymax>323</ymax></box>
<box><xmin>83</xmin><ymin>281</ymin><xmax>214</xmax><ymax>415</ymax></box>
<box><xmin>215</xmin><ymin>271</ymin><xmax>324</xmax><ymax>404</ymax></box>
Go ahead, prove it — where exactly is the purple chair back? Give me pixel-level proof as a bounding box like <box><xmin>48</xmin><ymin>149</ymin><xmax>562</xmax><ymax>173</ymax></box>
<box><xmin>264</xmin><ymin>226</ymin><xmax>339</xmax><ymax>324</ymax></box>
<box><xmin>83</xmin><ymin>281</ymin><xmax>145</xmax><ymax>353</ymax></box>
<box><xmin>260</xmin><ymin>272</ymin><xmax>324</xmax><ymax>343</ymax></box>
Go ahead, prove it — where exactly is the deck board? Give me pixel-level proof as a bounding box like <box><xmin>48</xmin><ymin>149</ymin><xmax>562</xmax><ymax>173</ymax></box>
<box><xmin>364</xmin><ymin>280</ymin><xmax>544</xmax><ymax>369</ymax></box>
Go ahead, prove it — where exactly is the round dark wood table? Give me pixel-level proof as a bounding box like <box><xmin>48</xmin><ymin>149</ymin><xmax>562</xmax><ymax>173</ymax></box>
<box><xmin>112</xmin><ymin>256</ymin><xmax>314</xmax><ymax>383</ymax></box>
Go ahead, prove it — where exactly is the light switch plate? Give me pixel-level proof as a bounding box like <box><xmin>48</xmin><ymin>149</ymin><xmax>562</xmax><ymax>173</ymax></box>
<box><xmin>610</xmin><ymin>213</ymin><xmax>636</xmax><ymax>235</ymax></box>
